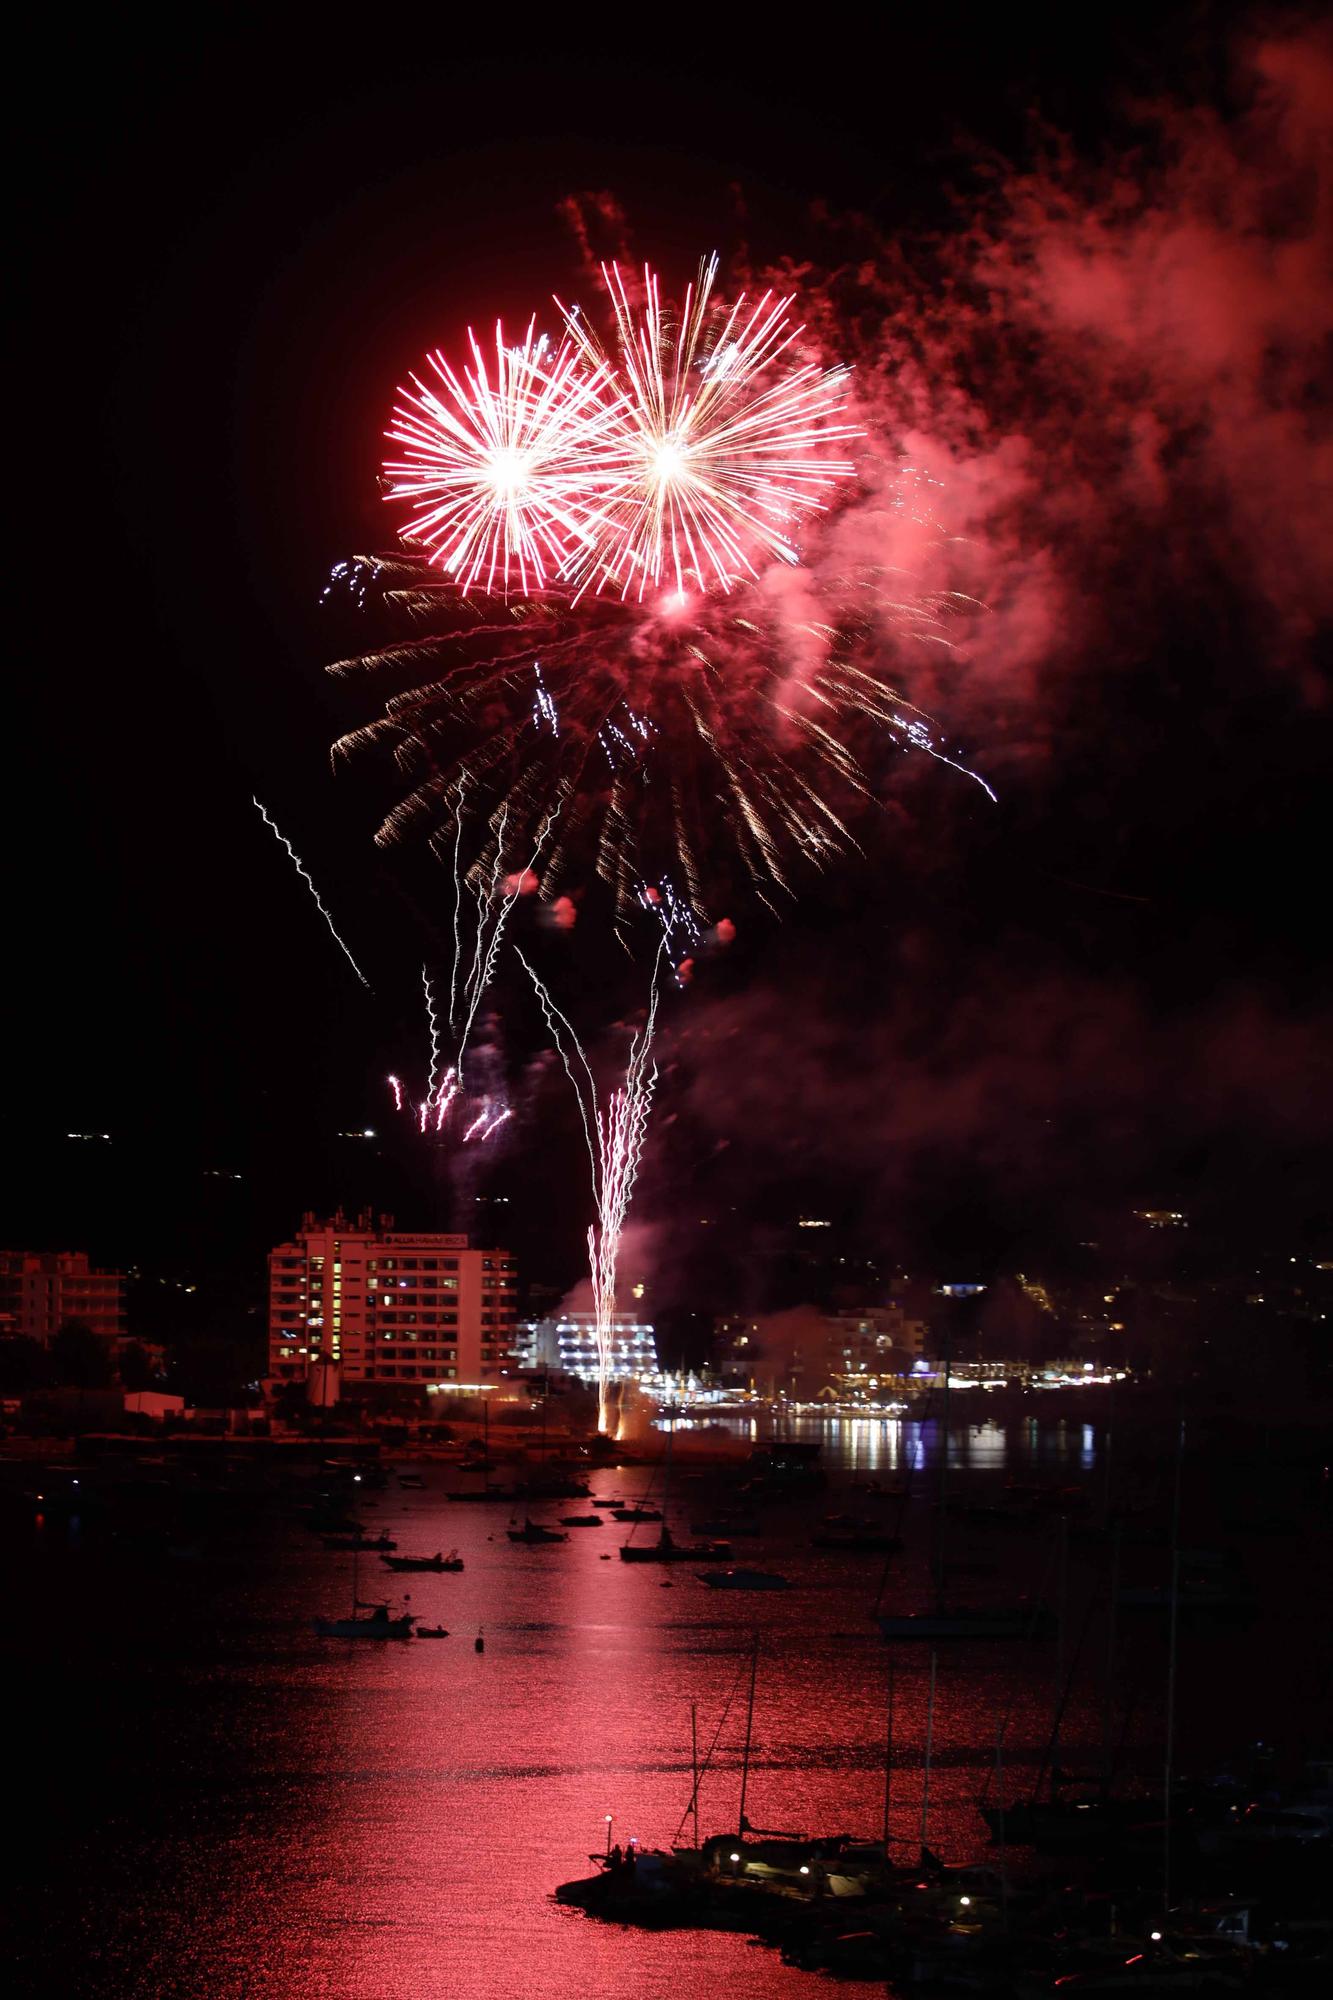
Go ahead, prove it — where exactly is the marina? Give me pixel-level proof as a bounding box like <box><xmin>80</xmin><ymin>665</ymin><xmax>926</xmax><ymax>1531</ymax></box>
<box><xmin>9</xmin><ymin>1406</ymin><xmax>1330</xmax><ymax>1996</ymax></box>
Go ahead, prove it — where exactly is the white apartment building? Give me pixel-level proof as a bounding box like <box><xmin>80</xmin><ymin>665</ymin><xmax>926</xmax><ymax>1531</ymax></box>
<box><xmin>268</xmin><ymin>1209</ymin><xmax>516</xmax><ymax>1391</ymax></box>
<box><xmin>511</xmin><ymin>1313</ymin><xmax>658</xmax><ymax>1384</ymax></box>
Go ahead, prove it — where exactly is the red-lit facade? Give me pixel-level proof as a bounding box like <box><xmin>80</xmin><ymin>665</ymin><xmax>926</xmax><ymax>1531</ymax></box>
<box><xmin>267</xmin><ymin>1209</ymin><xmax>517</xmax><ymax>1390</ymax></box>
<box><xmin>0</xmin><ymin>1249</ymin><xmax>127</xmax><ymax>1345</ymax></box>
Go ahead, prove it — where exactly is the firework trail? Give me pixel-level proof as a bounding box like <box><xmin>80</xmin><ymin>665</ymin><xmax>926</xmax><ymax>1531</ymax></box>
<box><xmin>251</xmin><ymin>797</ymin><xmax>370</xmax><ymax>988</ymax></box>
<box><xmin>515</xmin><ymin>941</ymin><xmax>663</xmax><ymax>1436</ymax></box>
<box><xmin>639</xmin><ymin>876</ymin><xmax>702</xmax><ymax>983</ymax></box>
<box><xmin>383</xmin><ymin>794</ymin><xmax>564</xmax><ymax>1144</ymax></box>
<box><xmin>331</xmin><ymin>556</ymin><xmax>990</xmax><ymax>936</ymax></box>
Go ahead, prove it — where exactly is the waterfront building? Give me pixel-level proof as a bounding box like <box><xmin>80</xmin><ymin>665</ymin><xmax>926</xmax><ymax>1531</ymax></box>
<box><xmin>511</xmin><ymin>1313</ymin><xmax>658</xmax><ymax>1384</ymax></box>
<box><xmin>267</xmin><ymin>1209</ymin><xmax>516</xmax><ymax>1392</ymax></box>
<box><xmin>0</xmin><ymin>1249</ymin><xmax>127</xmax><ymax>1345</ymax></box>
<box><xmin>714</xmin><ymin>1302</ymin><xmax>929</xmax><ymax>1400</ymax></box>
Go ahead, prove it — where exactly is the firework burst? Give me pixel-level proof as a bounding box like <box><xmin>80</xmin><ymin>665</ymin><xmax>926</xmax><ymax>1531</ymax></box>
<box><xmin>384</xmin><ymin>320</ymin><xmax>622</xmax><ymax>596</ymax></box>
<box><xmin>559</xmin><ymin>256</ymin><xmax>860</xmax><ymax>599</ymax></box>
<box><xmin>329</xmin><ymin>551</ymin><xmax>989</xmax><ymax>933</ymax></box>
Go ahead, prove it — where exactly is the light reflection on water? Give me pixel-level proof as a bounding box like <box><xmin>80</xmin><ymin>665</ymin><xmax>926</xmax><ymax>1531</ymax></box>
<box><xmin>9</xmin><ymin>1412</ymin><xmax>1313</xmax><ymax>1999</ymax></box>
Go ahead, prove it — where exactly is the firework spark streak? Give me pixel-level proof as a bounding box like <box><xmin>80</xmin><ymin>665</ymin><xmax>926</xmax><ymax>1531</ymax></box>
<box><xmin>251</xmin><ymin>797</ymin><xmax>370</xmax><ymax>988</ymax></box>
<box><xmin>331</xmin><ymin>558</ymin><xmax>994</xmax><ymax>934</ymax></box>
<box><xmin>383</xmin><ymin>801</ymin><xmax>561</xmax><ymax>1145</ymax></box>
<box><xmin>516</xmin><ymin>942</ymin><xmax>663</xmax><ymax>1436</ymax></box>
<box><xmin>639</xmin><ymin>877</ymin><xmax>702</xmax><ymax>982</ymax></box>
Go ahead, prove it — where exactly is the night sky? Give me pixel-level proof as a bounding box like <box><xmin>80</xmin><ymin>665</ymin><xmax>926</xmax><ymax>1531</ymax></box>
<box><xmin>9</xmin><ymin>7</ymin><xmax>1330</xmax><ymax>1320</ymax></box>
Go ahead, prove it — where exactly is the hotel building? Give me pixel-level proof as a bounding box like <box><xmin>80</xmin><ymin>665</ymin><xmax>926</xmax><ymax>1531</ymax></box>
<box><xmin>268</xmin><ymin>1210</ymin><xmax>516</xmax><ymax>1391</ymax></box>
<box><xmin>0</xmin><ymin>1250</ymin><xmax>127</xmax><ymax>1346</ymax></box>
<box><xmin>510</xmin><ymin>1312</ymin><xmax>659</xmax><ymax>1384</ymax></box>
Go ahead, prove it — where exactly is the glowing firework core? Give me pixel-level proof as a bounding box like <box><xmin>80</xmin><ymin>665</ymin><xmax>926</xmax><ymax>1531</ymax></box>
<box><xmin>651</xmin><ymin>438</ymin><xmax>687</xmax><ymax>484</ymax></box>
<box><xmin>486</xmin><ymin>446</ymin><xmax>529</xmax><ymax>500</ymax></box>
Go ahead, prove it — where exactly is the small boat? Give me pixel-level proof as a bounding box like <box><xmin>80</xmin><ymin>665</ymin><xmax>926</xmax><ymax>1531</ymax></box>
<box><xmin>877</xmin><ymin>1601</ymin><xmax>1052</xmax><ymax>1640</ymax></box>
<box><xmin>381</xmin><ymin>1550</ymin><xmax>463</xmax><ymax>1572</ymax></box>
<box><xmin>560</xmin><ymin>1514</ymin><xmax>603</xmax><ymax>1527</ymax></box>
<box><xmin>416</xmin><ymin>1625</ymin><xmax>449</xmax><ymax>1639</ymax></box>
<box><xmin>690</xmin><ymin>1516</ymin><xmax>762</xmax><ymax>1538</ymax></box>
<box><xmin>507</xmin><ymin>1518</ymin><xmax>569</xmax><ymax>1544</ymax></box>
<box><xmin>515</xmin><ymin>1474</ymin><xmax>592</xmax><ymax>1500</ymax></box>
<box><xmin>322</xmin><ymin>1533</ymin><xmax>397</xmax><ymax>1552</ymax></box>
<box><xmin>396</xmin><ymin>1473</ymin><xmax>426</xmax><ymax>1490</ymax></box>
<box><xmin>698</xmin><ymin>1568</ymin><xmax>790</xmax><ymax>1590</ymax></box>
<box><xmin>446</xmin><ymin>1486</ymin><xmax>514</xmax><ymax>1503</ymax></box>
<box><xmin>313</xmin><ymin>1603</ymin><xmax>414</xmax><ymax>1640</ymax></box>
<box><xmin>612</xmin><ymin>1506</ymin><xmax>662</xmax><ymax>1523</ymax></box>
<box><xmin>620</xmin><ymin>1525</ymin><xmax>732</xmax><ymax>1564</ymax></box>
<box><xmin>1119</xmin><ymin>1576</ymin><xmax>1257</xmax><ymax>1612</ymax></box>
<box><xmin>812</xmin><ymin>1527</ymin><xmax>903</xmax><ymax>1553</ymax></box>
<box><xmin>590</xmin><ymin>1497</ymin><xmax>622</xmax><ymax>1509</ymax></box>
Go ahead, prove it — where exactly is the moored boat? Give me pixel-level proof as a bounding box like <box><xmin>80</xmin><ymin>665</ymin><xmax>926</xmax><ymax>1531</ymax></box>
<box><xmin>313</xmin><ymin>1603</ymin><xmax>414</xmax><ymax>1639</ymax></box>
<box><xmin>507</xmin><ymin>1517</ymin><xmax>569</xmax><ymax>1544</ymax></box>
<box><xmin>380</xmin><ymin>1550</ymin><xmax>462</xmax><ymax>1572</ymax></box>
<box><xmin>620</xmin><ymin>1524</ymin><xmax>732</xmax><ymax>1564</ymax></box>
<box><xmin>697</xmin><ymin>1568</ymin><xmax>790</xmax><ymax>1590</ymax></box>
<box><xmin>813</xmin><ymin>1527</ymin><xmax>903</xmax><ymax>1553</ymax></box>
<box><xmin>877</xmin><ymin>1601</ymin><xmax>1051</xmax><ymax>1640</ymax></box>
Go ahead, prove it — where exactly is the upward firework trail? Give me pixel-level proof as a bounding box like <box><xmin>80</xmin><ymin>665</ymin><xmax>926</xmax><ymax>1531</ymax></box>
<box><xmin>252</xmin><ymin>797</ymin><xmax>370</xmax><ymax>988</ymax></box>
<box><xmin>385</xmin><ymin>792</ymin><xmax>564</xmax><ymax>1143</ymax></box>
<box><xmin>516</xmin><ymin>942</ymin><xmax>663</xmax><ymax>1436</ymax></box>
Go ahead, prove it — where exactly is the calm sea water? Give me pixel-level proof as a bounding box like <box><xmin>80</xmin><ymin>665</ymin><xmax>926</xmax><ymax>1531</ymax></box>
<box><xmin>8</xmin><ymin>1412</ymin><xmax>1328</xmax><ymax>1998</ymax></box>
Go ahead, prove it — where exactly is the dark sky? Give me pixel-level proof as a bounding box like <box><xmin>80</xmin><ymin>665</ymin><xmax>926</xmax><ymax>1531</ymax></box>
<box><xmin>8</xmin><ymin>6</ymin><xmax>1329</xmax><ymax>1306</ymax></box>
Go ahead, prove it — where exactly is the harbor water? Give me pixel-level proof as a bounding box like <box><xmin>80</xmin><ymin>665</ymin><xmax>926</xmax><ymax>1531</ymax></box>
<box><xmin>8</xmin><ymin>1410</ymin><xmax>1328</xmax><ymax>1998</ymax></box>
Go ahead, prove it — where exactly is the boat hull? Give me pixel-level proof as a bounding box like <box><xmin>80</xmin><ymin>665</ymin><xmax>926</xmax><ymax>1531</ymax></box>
<box><xmin>620</xmin><ymin>1540</ymin><xmax>732</xmax><ymax>1564</ymax></box>
<box><xmin>877</xmin><ymin>1605</ymin><xmax>1050</xmax><ymax>1640</ymax></box>
<box><xmin>313</xmin><ymin>1615</ymin><xmax>414</xmax><ymax>1639</ymax></box>
<box><xmin>698</xmin><ymin>1570</ymin><xmax>790</xmax><ymax>1590</ymax></box>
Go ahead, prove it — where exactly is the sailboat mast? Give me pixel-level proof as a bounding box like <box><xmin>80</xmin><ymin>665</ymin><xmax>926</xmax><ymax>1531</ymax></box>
<box><xmin>691</xmin><ymin>1701</ymin><xmax>700</xmax><ymax>1850</ymax></box>
<box><xmin>737</xmin><ymin>1631</ymin><xmax>759</xmax><ymax>1838</ymax></box>
<box><xmin>881</xmin><ymin>1661</ymin><xmax>895</xmax><ymax>1859</ymax></box>
<box><xmin>658</xmin><ymin>1404</ymin><xmax>675</xmax><ymax>1551</ymax></box>
<box><xmin>1051</xmin><ymin>1514</ymin><xmax>1070</xmax><ymax>1794</ymax></box>
<box><xmin>1162</xmin><ymin>1414</ymin><xmax>1185</xmax><ymax>1922</ymax></box>
<box><xmin>995</xmin><ymin>1717</ymin><xmax>1009</xmax><ymax>1930</ymax></box>
<box><xmin>933</xmin><ymin>1332</ymin><xmax>952</xmax><ymax>1608</ymax></box>
<box><xmin>1101</xmin><ymin>1373</ymin><xmax>1116</xmax><ymax>1530</ymax></box>
<box><xmin>920</xmin><ymin>1646</ymin><xmax>938</xmax><ymax>1857</ymax></box>
<box><xmin>1101</xmin><ymin>1521</ymin><xmax>1122</xmax><ymax>1800</ymax></box>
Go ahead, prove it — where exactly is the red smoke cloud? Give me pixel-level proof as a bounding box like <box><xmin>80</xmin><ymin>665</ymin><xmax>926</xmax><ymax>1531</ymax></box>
<box><xmin>769</xmin><ymin>21</ymin><xmax>1332</xmax><ymax>738</ymax></box>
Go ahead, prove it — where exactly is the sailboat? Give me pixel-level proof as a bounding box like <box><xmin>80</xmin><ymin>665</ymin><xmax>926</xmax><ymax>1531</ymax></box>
<box><xmin>314</xmin><ymin>1539</ymin><xmax>415</xmax><ymax>1638</ymax></box>
<box><xmin>618</xmin><ymin>1410</ymin><xmax>731</xmax><ymax>1563</ymax></box>
<box><xmin>877</xmin><ymin>1340</ymin><xmax>1052</xmax><ymax>1641</ymax></box>
<box><xmin>506</xmin><ymin>1517</ymin><xmax>568</xmax><ymax>1543</ymax></box>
